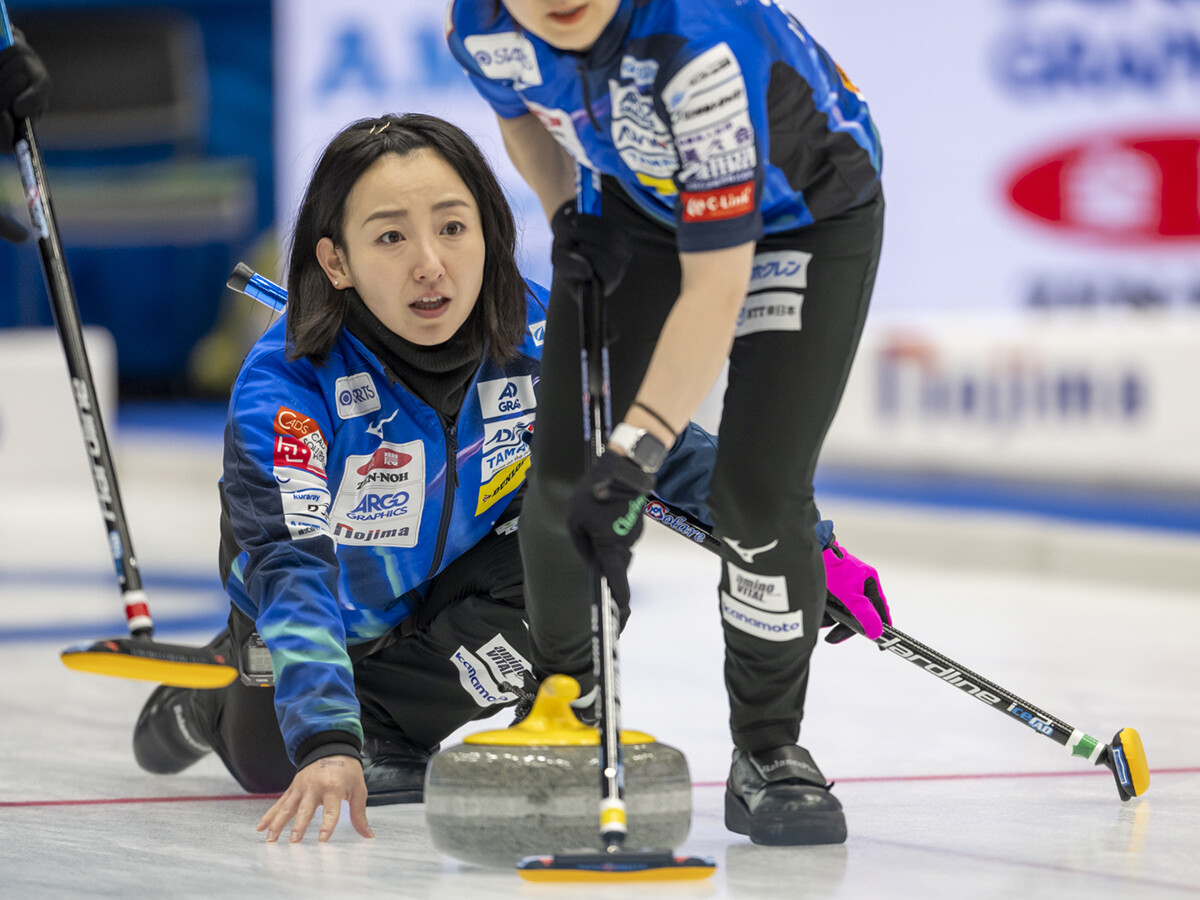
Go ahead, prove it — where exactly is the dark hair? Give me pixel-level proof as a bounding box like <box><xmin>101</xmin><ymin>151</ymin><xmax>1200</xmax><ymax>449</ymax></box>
<box><xmin>286</xmin><ymin>113</ymin><xmax>528</xmax><ymax>365</ymax></box>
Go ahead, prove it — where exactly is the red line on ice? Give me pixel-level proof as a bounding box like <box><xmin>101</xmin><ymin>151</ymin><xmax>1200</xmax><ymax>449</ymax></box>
<box><xmin>0</xmin><ymin>793</ymin><xmax>280</xmax><ymax>808</ymax></box>
<box><xmin>3</xmin><ymin>767</ymin><xmax>1196</xmax><ymax>808</ymax></box>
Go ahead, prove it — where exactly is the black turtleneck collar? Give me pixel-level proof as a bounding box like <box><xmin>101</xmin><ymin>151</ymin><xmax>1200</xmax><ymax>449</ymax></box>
<box><xmin>583</xmin><ymin>0</ymin><xmax>634</xmax><ymax>67</ymax></box>
<box><xmin>342</xmin><ymin>289</ymin><xmax>483</xmax><ymax>420</ymax></box>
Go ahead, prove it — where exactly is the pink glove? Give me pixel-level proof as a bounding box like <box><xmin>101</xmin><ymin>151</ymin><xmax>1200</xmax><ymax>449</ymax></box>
<box><xmin>822</xmin><ymin>539</ymin><xmax>891</xmax><ymax>642</ymax></box>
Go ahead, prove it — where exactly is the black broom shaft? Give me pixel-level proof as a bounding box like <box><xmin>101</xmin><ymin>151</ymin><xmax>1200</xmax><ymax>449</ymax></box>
<box><xmin>581</xmin><ymin>273</ymin><xmax>626</xmax><ymax>849</ymax></box>
<box><xmin>643</xmin><ymin>494</ymin><xmax>1083</xmax><ymax>747</ymax></box>
<box><xmin>10</xmin><ymin>114</ymin><xmax>148</xmax><ymax>629</ymax></box>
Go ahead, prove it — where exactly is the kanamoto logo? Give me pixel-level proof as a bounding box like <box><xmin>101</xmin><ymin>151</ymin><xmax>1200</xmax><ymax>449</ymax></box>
<box><xmin>357</xmin><ymin>447</ymin><xmax>413</xmax><ymax>476</ymax></box>
<box><xmin>1006</xmin><ymin>132</ymin><xmax>1200</xmax><ymax>244</ymax></box>
<box><xmin>681</xmin><ymin>181</ymin><xmax>755</xmax><ymax>222</ymax></box>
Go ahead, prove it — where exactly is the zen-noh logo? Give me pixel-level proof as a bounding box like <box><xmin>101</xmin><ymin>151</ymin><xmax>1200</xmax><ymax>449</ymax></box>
<box><xmin>1006</xmin><ymin>132</ymin><xmax>1200</xmax><ymax>244</ymax></box>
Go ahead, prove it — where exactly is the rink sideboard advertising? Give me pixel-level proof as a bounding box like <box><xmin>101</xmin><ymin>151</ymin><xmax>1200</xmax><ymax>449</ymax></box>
<box><xmin>0</xmin><ymin>329</ymin><xmax>116</xmax><ymax>496</ymax></box>
<box><xmin>273</xmin><ymin>0</ymin><xmax>1200</xmax><ymax>490</ymax></box>
<box><xmin>821</xmin><ymin>315</ymin><xmax>1200</xmax><ymax>487</ymax></box>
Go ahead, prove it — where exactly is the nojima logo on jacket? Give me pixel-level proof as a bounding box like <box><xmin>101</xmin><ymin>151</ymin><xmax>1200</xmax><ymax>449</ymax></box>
<box><xmin>1006</xmin><ymin>132</ymin><xmax>1200</xmax><ymax>244</ymax></box>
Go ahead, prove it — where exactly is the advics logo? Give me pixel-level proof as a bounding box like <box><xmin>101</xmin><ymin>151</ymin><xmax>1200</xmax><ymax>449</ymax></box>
<box><xmin>1007</xmin><ymin>132</ymin><xmax>1200</xmax><ymax>244</ymax></box>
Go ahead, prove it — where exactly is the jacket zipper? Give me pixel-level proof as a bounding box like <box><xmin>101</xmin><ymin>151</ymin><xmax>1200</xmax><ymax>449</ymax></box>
<box><xmin>424</xmin><ymin>412</ymin><xmax>459</xmax><ymax>581</ymax></box>
<box><xmin>576</xmin><ymin>59</ymin><xmax>602</xmax><ymax>133</ymax></box>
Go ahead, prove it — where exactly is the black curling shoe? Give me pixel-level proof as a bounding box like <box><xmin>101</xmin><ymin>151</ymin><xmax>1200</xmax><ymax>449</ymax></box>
<box><xmin>361</xmin><ymin>735</ymin><xmax>434</xmax><ymax>806</ymax></box>
<box><xmin>725</xmin><ymin>745</ymin><xmax>848</xmax><ymax>845</ymax></box>
<box><xmin>132</xmin><ymin>685</ymin><xmax>217</xmax><ymax>775</ymax></box>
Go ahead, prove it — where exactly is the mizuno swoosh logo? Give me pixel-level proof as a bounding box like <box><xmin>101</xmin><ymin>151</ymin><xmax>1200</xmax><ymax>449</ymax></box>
<box><xmin>366</xmin><ymin>409</ymin><xmax>399</xmax><ymax>438</ymax></box>
<box><xmin>723</xmin><ymin>537</ymin><xmax>779</xmax><ymax>563</ymax></box>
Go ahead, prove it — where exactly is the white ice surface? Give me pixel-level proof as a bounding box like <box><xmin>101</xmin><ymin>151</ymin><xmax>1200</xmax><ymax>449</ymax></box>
<box><xmin>1</xmin><ymin>432</ymin><xmax>1197</xmax><ymax>899</ymax></box>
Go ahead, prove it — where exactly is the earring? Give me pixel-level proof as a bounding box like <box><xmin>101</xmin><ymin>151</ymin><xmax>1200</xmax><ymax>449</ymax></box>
<box><xmin>334</xmin><ymin>279</ymin><xmax>340</xmax><ymax>288</ymax></box>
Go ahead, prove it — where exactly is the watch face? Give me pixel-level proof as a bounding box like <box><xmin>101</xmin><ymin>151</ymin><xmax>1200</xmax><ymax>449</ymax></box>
<box><xmin>240</xmin><ymin>633</ymin><xmax>275</xmax><ymax>686</ymax></box>
<box><xmin>631</xmin><ymin>433</ymin><xmax>668</xmax><ymax>471</ymax></box>
<box><xmin>245</xmin><ymin>644</ymin><xmax>273</xmax><ymax>676</ymax></box>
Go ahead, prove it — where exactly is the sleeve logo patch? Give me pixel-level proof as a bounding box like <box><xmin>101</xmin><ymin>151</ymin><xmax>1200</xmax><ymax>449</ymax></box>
<box><xmin>483</xmin><ymin>414</ymin><xmax>535</xmax><ymax>479</ymax></box>
<box><xmin>521</xmin><ymin>99</ymin><xmax>593</xmax><ymax>168</ymax></box>
<box><xmin>329</xmin><ymin>440</ymin><xmax>425</xmax><ymax>547</ymax></box>
<box><xmin>735</xmin><ymin>250</ymin><xmax>811</xmax><ymax>337</ymax></box>
<box><xmin>334</xmin><ymin>373</ymin><xmax>381</xmax><ymax>419</ymax></box>
<box><xmin>273</xmin><ymin>434</ymin><xmax>325</xmax><ymax>478</ymax></box>
<box><xmin>274</xmin><ymin>407</ymin><xmax>328</xmax><ymax>473</ymax></box>
<box><xmin>476</xmin><ymin>455</ymin><xmax>530</xmax><ymax>515</ymax></box>
<box><xmin>681</xmin><ymin>181</ymin><xmax>755</xmax><ymax>222</ymax></box>
<box><xmin>721</xmin><ymin>592</ymin><xmax>806</xmax><ymax>642</ymax></box>
<box><xmin>726</xmin><ymin>561</ymin><xmax>790</xmax><ymax>612</ymax></box>
<box><xmin>463</xmin><ymin>32</ymin><xmax>542</xmax><ymax>88</ymax></box>
<box><xmin>477</xmin><ymin>376</ymin><xmax>537</xmax><ymax>419</ymax></box>
<box><xmin>451</xmin><ymin>644</ymin><xmax>519</xmax><ymax>707</ymax></box>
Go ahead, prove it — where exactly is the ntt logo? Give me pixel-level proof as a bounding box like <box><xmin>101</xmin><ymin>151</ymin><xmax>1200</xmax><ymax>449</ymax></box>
<box><xmin>1006</xmin><ymin>131</ymin><xmax>1200</xmax><ymax>244</ymax></box>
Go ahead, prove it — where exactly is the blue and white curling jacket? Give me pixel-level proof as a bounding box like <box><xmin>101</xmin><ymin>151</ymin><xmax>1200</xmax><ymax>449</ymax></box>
<box><xmin>221</xmin><ymin>281</ymin><xmax>715</xmax><ymax>762</ymax></box>
<box><xmin>447</xmin><ymin>0</ymin><xmax>882</xmax><ymax>252</ymax></box>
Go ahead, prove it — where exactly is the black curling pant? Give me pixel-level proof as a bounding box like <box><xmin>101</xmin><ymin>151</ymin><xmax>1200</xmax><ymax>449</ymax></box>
<box><xmin>519</xmin><ymin>181</ymin><xmax>884</xmax><ymax>753</ymax></box>
<box><xmin>198</xmin><ymin>502</ymin><xmax>532</xmax><ymax>794</ymax></box>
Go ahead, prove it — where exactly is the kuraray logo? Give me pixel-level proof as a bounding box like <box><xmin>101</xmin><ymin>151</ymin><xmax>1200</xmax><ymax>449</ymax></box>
<box><xmin>1006</xmin><ymin>132</ymin><xmax>1200</xmax><ymax>244</ymax></box>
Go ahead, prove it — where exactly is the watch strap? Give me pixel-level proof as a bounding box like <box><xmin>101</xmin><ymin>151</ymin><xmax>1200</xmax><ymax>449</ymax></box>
<box><xmin>609</xmin><ymin>422</ymin><xmax>668</xmax><ymax>473</ymax></box>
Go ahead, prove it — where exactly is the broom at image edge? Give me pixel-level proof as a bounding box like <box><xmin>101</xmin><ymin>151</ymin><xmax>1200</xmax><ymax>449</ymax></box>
<box><xmin>515</xmin><ymin>168</ymin><xmax>715</xmax><ymax>883</ymax></box>
<box><xmin>1</xmin><ymin>3</ymin><xmax>236</xmax><ymax>690</ymax></box>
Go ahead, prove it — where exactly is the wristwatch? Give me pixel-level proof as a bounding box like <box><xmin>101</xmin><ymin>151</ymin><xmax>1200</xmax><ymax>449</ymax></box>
<box><xmin>608</xmin><ymin>422</ymin><xmax>669</xmax><ymax>474</ymax></box>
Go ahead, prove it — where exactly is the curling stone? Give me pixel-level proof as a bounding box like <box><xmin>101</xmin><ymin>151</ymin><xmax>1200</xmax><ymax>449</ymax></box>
<box><xmin>425</xmin><ymin>675</ymin><xmax>693</xmax><ymax>868</ymax></box>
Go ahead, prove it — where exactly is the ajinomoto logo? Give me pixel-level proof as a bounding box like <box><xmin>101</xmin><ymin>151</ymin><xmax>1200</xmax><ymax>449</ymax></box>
<box><xmin>1006</xmin><ymin>132</ymin><xmax>1200</xmax><ymax>244</ymax></box>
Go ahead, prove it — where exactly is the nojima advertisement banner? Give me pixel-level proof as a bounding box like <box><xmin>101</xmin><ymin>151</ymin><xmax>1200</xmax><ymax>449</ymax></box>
<box><xmin>274</xmin><ymin>0</ymin><xmax>1200</xmax><ymax>486</ymax></box>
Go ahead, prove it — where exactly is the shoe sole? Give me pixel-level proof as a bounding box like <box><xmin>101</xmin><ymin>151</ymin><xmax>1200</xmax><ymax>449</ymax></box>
<box><xmin>724</xmin><ymin>787</ymin><xmax>848</xmax><ymax>846</ymax></box>
<box><xmin>366</xmin><ymin>788</ymin><xmax>424</xmax><ymax>806</ymax></box>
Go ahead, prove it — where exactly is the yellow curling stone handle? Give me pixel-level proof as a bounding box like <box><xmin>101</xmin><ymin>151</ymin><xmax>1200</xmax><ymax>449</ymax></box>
<box><xmin>465</xmin><ymin>674</ymin><xmax>654</xmax><ymax>746</ymax></box>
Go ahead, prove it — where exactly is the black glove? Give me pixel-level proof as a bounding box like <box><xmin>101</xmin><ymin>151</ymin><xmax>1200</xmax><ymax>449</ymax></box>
<box><xmin>0</xmin><ymin>33</ymin><xmax>51</xmax><ymax>155</ymax></box>
<box><xmin>550</xmin><ymin>200</ymin><xmax>632</xmax><ymax>297</ymax></box>
<box><xmin>566</xmin><ymin>450</ymin><xmax>655</xmax><ymax>612</ymax></box>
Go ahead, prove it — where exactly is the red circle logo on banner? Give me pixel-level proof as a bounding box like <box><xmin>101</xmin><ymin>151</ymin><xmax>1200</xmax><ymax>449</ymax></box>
<box><xmin>1006</xmin><ymin>133</ymin><xmax>1200</xmax><ymax>244</ymax></box>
